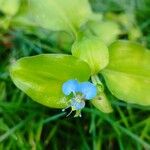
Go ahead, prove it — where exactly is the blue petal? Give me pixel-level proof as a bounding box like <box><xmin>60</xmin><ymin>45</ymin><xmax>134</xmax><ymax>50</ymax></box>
<box><xmin>62</xmin><ymin>79</ymin><xmax>79</xmax><ymax>95</ymax></box>
<box><xmin>71</xmin><ymin>99</ymin><xmax>85</xmax><ymax>110</ymax></box>
<box><xmin>79</xmin><ymin>82</ymin><xmax>97</xmax><ymax>100</ymax></box>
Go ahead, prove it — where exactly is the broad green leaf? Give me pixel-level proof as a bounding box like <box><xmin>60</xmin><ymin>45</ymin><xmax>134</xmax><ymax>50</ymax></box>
<box><xmin>0</xmin><ymin>0</ymin><xmax>20</xmax><ymax>16</ymax></box>
<box><xmin>87</xmin><ymin>20</ymin><xmax>121</xmax><ymax>45</ymax></box>
<box><xmin>102</xmin><ymin>40</ymin><xmax>150</xmax><ymax>106</ymax></box>
<box><xmin>49</xmin><ymin>31</ymin><xmax>74</xmax><ymax>53</ymax></box>
<box><xmin>10</xmin><ymin>54</ymin><xmax>91</xmax><ymax>108</ymax></box>
<box><xmin>13</xmin><ymin>0</ymin><xmax>93</xmax><ymax>34</ymax></box>
<box><xmin>72</xmin><ymin>35</ymin><xmax>109</xmax><ymax>75</ymax></box>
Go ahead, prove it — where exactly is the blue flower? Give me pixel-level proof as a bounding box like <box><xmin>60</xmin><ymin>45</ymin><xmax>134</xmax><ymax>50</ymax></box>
<box><xmin>79</xmin><ymin>82</ymin><xmax>97</xmax><ymax>100</ymax></box>
<box><xmin>62</xmin><ymin>79</ymin><xmax>97</xmax><ymax>117</ymax></box>
<box><xmin>62</xmin><ymin>79</ymin><xmax>79</xmax><ymax>95</ymax></box>
<box><xmin>62</xmin><ymin>79</ymin><xmax>97</xmax><ymax>100</ymax></box>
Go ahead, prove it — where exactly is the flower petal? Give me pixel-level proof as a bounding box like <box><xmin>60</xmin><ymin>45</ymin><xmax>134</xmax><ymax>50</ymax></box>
<box><xmin>62</xmin><ymin>79</ymin><xmax>79</xmax><ymax>95</ymax></box>
<box><xmin>79</xmin><ymin>82</ymin><xmax>97</xmax><ymax>100</ymax></box>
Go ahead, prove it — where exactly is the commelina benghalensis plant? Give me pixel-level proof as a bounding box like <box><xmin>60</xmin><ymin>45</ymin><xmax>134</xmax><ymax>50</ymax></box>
<box><xmin>9</xmin><ymin>0</ymin><xmax>150</xmax><ymax>117</ymax></box>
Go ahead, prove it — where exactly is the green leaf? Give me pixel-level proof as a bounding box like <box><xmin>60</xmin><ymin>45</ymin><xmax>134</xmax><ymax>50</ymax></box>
<box><xmin>102</xmin><ymin>40</ymin><xmax>150</xmax><ymax>106</ymax></box>
<box><xmin>13</xmin><ymin>0</ymin><xmax>93</xmax><ymax>34</ymax></box>
<box><xmin>0</xmin><ymin>0</ymin><xmax>20</xmax><ymax>16</ymax></box>
<box><xmin>87</xmin><ymin>20</ymin><xmax>121</xmax><ymax>45</ymax></box>
<box><xmin>10</xmin><ymin>54</ymin><xmax>91</xmax><ymax>108</ymax></box>
<box><xmin>72</xmin><ymin>35</ymin><xmax>109</xmax><ymax>75</ymax></box>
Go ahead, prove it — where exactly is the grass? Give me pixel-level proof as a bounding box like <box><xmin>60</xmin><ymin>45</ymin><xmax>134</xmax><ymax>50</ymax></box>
<box><xmin>0</xmin><ymin>0</ymin><xmax>150</xmax><ymax>149</ymax></box>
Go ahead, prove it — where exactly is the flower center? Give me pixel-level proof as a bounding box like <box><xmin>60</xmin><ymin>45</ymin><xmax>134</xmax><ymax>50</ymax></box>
<box><xmin>62</xmin><ymin>93</ymin><xmax>85</xmax><ymax>117</ymax></box>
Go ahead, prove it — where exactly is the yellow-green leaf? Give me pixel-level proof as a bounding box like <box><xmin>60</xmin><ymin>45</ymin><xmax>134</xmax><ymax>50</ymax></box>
<box><xmin>0</xmin><ymin>0</ymin><xmax>20</xmax><ymax>16</ymax></box>
<box><xmin>102</xmin><ymin>40</ymin><xmax>150</xmax><ymax>106</ymax></box>
<box><xmin>13</xmin><ymin>0</ymin><xmax>93</xmax><ymax>34</ymax></box>
<box><xmin>72</xmin><ymin>35</ymin><xmax>109</xmax><ymax>75</ymax></box>
<box><xmin>10</xmin><ymin>54</ymin><xmax>91</xmax><ymax>108</ymax></box>
<box><xmin>88</xmin><ymin>20</ymin><xmax>121</xmax><ymax>45</ymax></box>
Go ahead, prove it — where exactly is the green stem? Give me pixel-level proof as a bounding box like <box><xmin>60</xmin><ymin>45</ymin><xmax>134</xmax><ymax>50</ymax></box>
<box><xmin>91</xmin><ymin>75</ymin><xmax>104</xmax><ymax>93</ymax></box>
